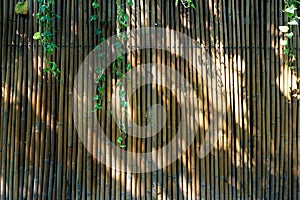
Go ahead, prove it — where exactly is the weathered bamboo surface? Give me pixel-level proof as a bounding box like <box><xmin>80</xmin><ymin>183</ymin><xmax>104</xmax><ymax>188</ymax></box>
<box><xmin>0</xmin><ymin>0</ymin><xmax>300</xmax><ymax>199</ymax></box>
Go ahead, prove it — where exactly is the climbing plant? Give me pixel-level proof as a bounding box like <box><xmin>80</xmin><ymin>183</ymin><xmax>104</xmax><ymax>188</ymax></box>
<box><xmin>33</xmin><ymin>0</ymin><xmax>60</xmax><ymax>78</ymax></box>
<box><xmin>280</xmin><ymin>0</ymin><xmax>300</xmax><ymax>70</ymax></box>
<box><xmin>91</xmin><ymin>0</ymin><xmax>195</xmax><ymax>149</ymax></box>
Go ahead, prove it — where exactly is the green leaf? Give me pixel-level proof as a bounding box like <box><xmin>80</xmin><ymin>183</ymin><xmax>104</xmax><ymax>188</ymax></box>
<box><xmin>284</xmin><ymin>5</ymin><xmax>297</xmax><ymax>15</ymax></box>
<box><xmin>121</xmin><ymin>100</ymin><xmax>128</xmax><ymax>108</ymax></box>
<box><xmin>94</xmin><ymin>103</ymin><xmax>102</xmax><ymax>110</ymax></box>
<box><xmin>119</xmin><ymin>90</ymin><xmax>126</xmax><ymax>98</ymax></box>
<box><xmin>117</xmin><ymin>136</ymin><xmax>123</xmax><ymax>144</ymax></box>
<box><xmin>120</xmin><ymin>144</ymin><xmax>126</xmax><ymax>148</ymax></box>
<box><xmin>92</xmin><ymin>1</ymin><xmax>100</xmax><ymax>9</ymax></box>
<box><xmin>279</xmin><ymin>26</ymin><xmax>289</xmax><ymax>32</ymax></box>
<box><xmin>191</xmin><ymin>3</ymin><xmax>196</xmax><ymax>9</ymax></box>
<box><xmin>89</xmin><ymin>15</ymin><xmax>98</xmax><ymax>22</ymax></box>
<box><xmin>116</xmin><ymin>81</ymin><xmax>122</xmax><ymax>88</ymax></box>
<box><xmin>284</xmin><ymin>48</ymin><xmax>290</xmax><ymax>54</ymax></box>
<box><xmin>15</xmin><ymin>1</ymin><xmax>28</xmax><ymax>15</ymax></box>
<box><xmin>93</xmin><ymin>95</ymin><xmax>99</xmax><ymax>101</ymax></box>
<box><xmin>126</xmin><ymin>63</ymin><xmax>131</xmax><ymax>70</ymax></box>
<box><xmin>280</xmin><ymin>40</ymin><xmax>288</xmax><ymax>46</ymax></box>
<box><xmin>127</xmin><ymin>0</ymin><xmax>133</xmax><ymax>6</ymax></box>
<box><xmin>33</xmin><ymin>32</ymin><xmax>41</xmax><ymax>40</ymax></box>
<box><xmin>94</xmin><ymin>28</ymin><xmax>102</xmax><ymax>35</ymax></box>
<box><xmin>288</xmin><ymin>19</ymin><xmax>298</xmax><ymax>25</ymax></box>
<box><xmin>286</xmin><ymin>32</ymin><xmax>293</xmax><ymax>39</ymax></box>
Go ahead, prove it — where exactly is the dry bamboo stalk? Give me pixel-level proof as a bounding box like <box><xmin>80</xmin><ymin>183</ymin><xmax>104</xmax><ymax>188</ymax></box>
<box><xmin>258</xmin><ymin>0</ymin><xmax>266</xmax><ymax>197</ymax></box>
<box><xmin>249</xmin><ymin>0</ymin><xmax>257</xmax><ymax>198</ymax></box>
<box><xmin>0</xmin><ymin>1</ymin><xmax>13</xmax><ymax>198</ymax></box>
<box><xmin>114</xmin><ymin>0</ymin><xmax>120</xmax><ymax>192</ymax></box>
<box><xmin>170</xmin><ymin>2</ymin><xmax>179</xmax><ymax>198</ymax></box>
<box><xmin>71</xmin><ymin>2</ymin><xmax>79</xmax><ymax>198</ymax></box>
<box><xmin>161</xmin><ymin>1</ymin><xmax>169</xmax><ymax>199</ymax></box>
<box><xmin>85</xmin><ymin>0</ymin><xmax>93</xmax><ymax>199</ymax></box>
<box><xmin>181</xmin><ymin>5</ymin><xmax>189</xmax><ymax>199</ymax></box>
<box><xmin>213</xmin><ymin>0</ymin><xmax>222</xmax><ymax>198</ymax></box>
<box><xmin>197</xmin><ymin>1</ymin><xmax>207</xmax><ymax>199</ymax></box>
<box><xmin>0</xmin><ymin>0</ymin><xmax>4</xmax><ymax>138</ymax></box>
<box><xmin>164</xmin><ymin>3</ymin><xmax>173</xmax><ymax>197</ymax></box>
<box><xmin>149</xmin><ymin>0</ymin><xmax>158</xmax><ymax>198</ymax></box>
<box><xmin>255</xmin><ymin>1</ymin><xmax>263</xmax><ymax>198</ymax></box>
<box><xmin>104</xmin><ymin>1</ymin><xmax>113</xmax><ymax>199</ymax></box>
<box><xmin>232</xmin><ymin>0</ymin><xmax>242</xmax><ymax>197</ymax></box>
<box><xmin>22</xmin><ymin>0</ymin><xmax>33</xmax><ymax>198</ymax></box>
<box><xmin>27</xmin><ymin>0</ymin><xmax>41</xmax><ymax>197</ymax></box>
<box><xmin>221</xmin><ymin>0</ymin><xmax>230</xmax><ymax>199</ymax></box>
<box><xmin>269</xmin><ymin>0</ymin><xmax>276</xmax><ymax>198</ymax></box>
<box><xmin>55</xmin><ymin>0</ymin><xmax>65</xmax><ymax>196</ymax></box>
<box><xmin>61</xmin><ymin>1</ymin><xmax>72</xmax><ymax>198</ymax></box>
<box><xmin>274</xmin><ymin>1</ymin><xmax>282</xmax><ymax>199</ymax></box>
<box><xmin>125</xmin><ymin>0</ymin><xmax>133</xmax><ymax>199</ymax></box>
<box><xmin>8</xmin><ymin>4</ymin><xmax>19</xmax><ymax>197</ymax></box>
<box><xmin>264</xmin><ymin>0</ymin><xmax>272</xmax><ymax>199</ymax></box>
<box><xmin>278</xmin><ymin>0</ymin><xmax>286</xmax><ymax>199</ymax></box>
<box><xmin>76</xmin><ymin>0</ymin><xmax>84</xmax><ymax>198</ymax></box>
<box><xmin>175</xmin><ymin>5</ymin><xmax>183</xmax><ymax>198</ymax></box>
<box><xmin>66</xmin><ymin>0</ymin><xmax>75</xmax><ymax>199</ymax></box>
<box><xmin>6</xmin><ymin>3</ymin><xmax>17</xmax><ymax>198</ymax></box>
<box><xmin>109</xmin><ymin>0</ymin><xmax>117</xmax><ymax>197</ymax></box>
<box><xmin>155</xmin><ymin>1</ymin><xmax>163</xmax><ymax>199</ymax></box>
<box><xmin>98</xmin><ymin>1</ymin><xmax>107</xmax><ymax>199</ymax></box>
<box><xmin>143</xmin><ymin>0</ymin><xmax>152</xmax><ymax>199</ymax></box>
<box><xmin>245</xmin><ymin>0</ymin><xmax>252</xmax><ymax>198</ymax></box>
<box><xmin>218</xmin><ymin>0</ymin><xmax>226</xmax><ymax>199</ymax></box>
<box><xmin>18</xmin><ymin>13</ymin><xmax>29</xmax><ymax>199</ymax></box>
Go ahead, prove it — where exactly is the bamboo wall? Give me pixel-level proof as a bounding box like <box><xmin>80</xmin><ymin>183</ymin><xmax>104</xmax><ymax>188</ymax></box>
<box><xmin>1</xmin><ymin>0</ymin><xmax>300</xmax><ymax>199</ymax></box>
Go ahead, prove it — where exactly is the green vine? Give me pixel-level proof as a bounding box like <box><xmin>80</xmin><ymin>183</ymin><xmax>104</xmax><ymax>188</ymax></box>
<box><xmin>33</xmin><ymin>0</ymin><xmax>60</xmax><ymax>78</ymax></box>
<box><xmin>91</xmin><ymin>0</ymin><xmax>131</xmax><ymax>149</ymax></box>
<box><xmin>91</xmin><ymin>0</ymin><xmax>194</xmax><ymax>149</ymax></box>
<box><xmin>280</xmin><ymin>0</ymin><xmax>300</xmax><ymax>70</ymax></box>
<box><xmin>175</xmin><ymin>0</ymin><xmax>196</xmax><ymax>9</ymax></box>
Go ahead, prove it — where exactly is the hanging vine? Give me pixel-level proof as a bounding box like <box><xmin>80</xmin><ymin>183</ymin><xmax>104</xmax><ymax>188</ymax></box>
<box><xmin>279</xmin><ymin>0</ymin><xmax>299</xmax><ymax>70</ymax></box>
<box><xmin>91</xmin><ymin>0</ymin><xmax>131</xmax><ymax>149</ymax></box>
<box><xmin>91</xmin><ymin>0</ymin><xmax>195</xmax><ymax>149</ymax></box>
<box><xmin>33</xmin><ymin>0</ymin><xmax>60</xmax><ymax>78</ymax></box>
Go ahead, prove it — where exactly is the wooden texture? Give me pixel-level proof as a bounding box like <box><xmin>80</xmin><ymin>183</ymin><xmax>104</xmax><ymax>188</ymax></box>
<box><xmin>0</xmin><ymin>0</ymin><xmax>299</xmax><ymax>199</ymax></box>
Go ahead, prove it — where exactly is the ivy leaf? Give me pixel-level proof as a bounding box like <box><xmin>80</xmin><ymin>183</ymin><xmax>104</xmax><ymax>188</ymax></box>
<box><xmin>94</xmin><ymin>28</ymin><xmax>102</xmax><ymax>35</ymax></box>
<box><xmin>126</xmin><ymin>63</ymin><xmax>131</xmax><ymax>70</ymax></box>
<box><xmin>121</xmin><ymin>100</ymin><xmax>128</xmax><ymax>108</ymax></box>
<box><xmin>92</xmin><ymin>1</ymin><xmax>100</xmax><ymax>9</ymax></box>
<box><xmin>117</xmin><ymin>136</ymin><xmax>123</xmax><ymax>144</ymax></box>
<box><xmin>279</xmin><ymin>26</ymin><xmax>289</xmax><ymax>33</ymax></box>
<box><xmin>89</xmin><ymin>14</ymin><xmax>98</xmax><ymax>22</ymax></box>
<box><xmin>93</xmin><ymin>95</ymin><xmax>99</xmax><ymax>101</ymax></box>
<box><xmin>288</xmin><ymin>19</ymin><xmax>298</xmax><ymax>25</ymax></box>
<box><xmin>284</xmin><ymin>48</ymin><xmax>290</xmax><ymax>54</ymax></box>
<box><xmin>33</xmin><ymin>32</ymin><xmax>41</xmax><ymax>40</ymax></box>
<box><xmin>119</xmin><ymin>90</ymin><xmax>126</xmax><ymax>98</ymax></box>
<box><xmin>280</xmin><ymin>40</ymin><xmax>288</xmax><ymax>46</ymax></box>
<box><xmin>127</xmin><ymin>0</ymin><xmax>133</xmax><ymax>6</ymax></box>
<box><xmin>286</xmin><ymin>32</ymin><xmax>293</xmax><ymax>39</ymax></box>
<box><xmin>116</xmin><ymin>81</ymin><xmax>122</xmax><ymax>88</ymax></box>
<box><xmin>94</xmin><ymin>103</ymin><xmax>102</xmax><ymax>110</ymax></box>
<box><xmin>284</xmin><ymin>5</ymin><xmax>297</xmax><ymax>15</ymax></box>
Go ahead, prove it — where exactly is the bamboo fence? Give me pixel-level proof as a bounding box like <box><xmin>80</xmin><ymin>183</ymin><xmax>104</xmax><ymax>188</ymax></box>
<box><xmin>0</xmin><ymin>0</ymin><xmax>300</xmax><ymax>199</ymax></box>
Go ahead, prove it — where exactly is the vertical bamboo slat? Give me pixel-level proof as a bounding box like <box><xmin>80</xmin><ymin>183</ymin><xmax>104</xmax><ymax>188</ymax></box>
<box><xmin>0</xmin><ymin>0</ymin><xmax>299</xmax><ymax>199</ymax></box>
